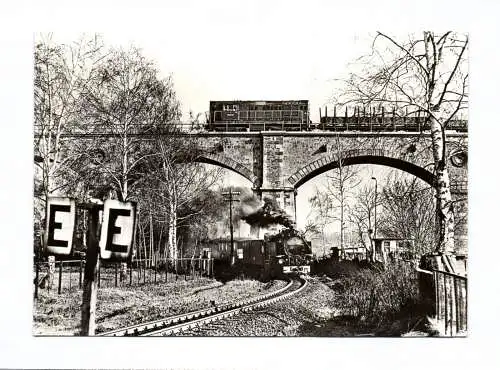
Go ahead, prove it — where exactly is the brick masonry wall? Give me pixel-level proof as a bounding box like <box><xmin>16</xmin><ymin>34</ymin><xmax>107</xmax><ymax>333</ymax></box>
<box><xmin>186</xmin><ymin>131</ymin><xmax>468</xmax><ymax>255</ymax></box>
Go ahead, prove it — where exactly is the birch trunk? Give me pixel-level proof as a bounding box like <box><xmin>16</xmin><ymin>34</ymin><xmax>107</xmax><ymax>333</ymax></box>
<box><xmin>167</xmin><ymin>195</ymin><xmax>178</xmax><ymax>266</ymax></box>
<box><xmin>430</xmin><ymin>116</ymin><xmax>455</xmax><ymax>254</ymax></box>
<box><xmin>120</xmin><ymin>133</ymin><xmax>129</xmax><ymax>275</ymax></box>
<box><xmin>149</xmin><ymin>210</ymin><xmax>154</xmax><ymax>268</ymax></box>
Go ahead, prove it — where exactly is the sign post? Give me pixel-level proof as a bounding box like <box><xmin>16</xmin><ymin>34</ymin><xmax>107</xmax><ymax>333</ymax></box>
<box><xmin>80</xmin><ymin>203</ymin><xmax>101</xmax><ymax>336</ymax></box>
<box><xmin>43</xmin><ymin>196</ymin><xmax>136</xmax><ymax>335</ymax></box>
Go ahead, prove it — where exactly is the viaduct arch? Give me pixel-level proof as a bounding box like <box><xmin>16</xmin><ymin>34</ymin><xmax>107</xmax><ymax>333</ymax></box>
<box><xmin>189</xmin><ymin>131</ymin><xmax>468</xmax><ymax>256</ymax></box>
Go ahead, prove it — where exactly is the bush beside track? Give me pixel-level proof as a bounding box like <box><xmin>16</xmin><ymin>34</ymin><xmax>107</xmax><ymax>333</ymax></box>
<box><xmin>311</xmin><ymin>259</ymin><xmax>431</xmax><ymax>336</ymax></box>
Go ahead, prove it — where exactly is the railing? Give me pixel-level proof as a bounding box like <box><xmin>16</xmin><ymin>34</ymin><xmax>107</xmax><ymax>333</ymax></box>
<box><xmin>34</xmin><ymin>117</ymin><xmax>467</xmax><ymax>136</ymax></box>
<box><xmin>419</xmin><ymin>267</ymin><xmax>468</xmax><ymax>336</ymax></box>
<box><xmin>433</xmin><ymin>269</ymin><xmax>467</xmax><ymax>336</ymax></box>
<box><xmin>33</xmin><ymin>257</ymin><xmax>214</xmax><ymax>298</ymax></box>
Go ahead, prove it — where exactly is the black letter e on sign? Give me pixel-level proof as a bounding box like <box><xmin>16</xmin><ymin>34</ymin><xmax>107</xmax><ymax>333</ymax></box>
<box><xmin>105</xmin><ymin>208</ymin><xmax>131</xmax><ymax>253</ymax></box>
<box><xmin>48</xmin><ymin>204</ymin><xmax>71</xmax><ymax>248</ymax></box>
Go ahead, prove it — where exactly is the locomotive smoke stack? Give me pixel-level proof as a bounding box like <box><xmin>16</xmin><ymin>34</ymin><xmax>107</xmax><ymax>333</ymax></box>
<box><xmin>233</xmin><ymin>191</ymin><xmax>296</xmax><ymax>239</ymax></box>
<box><xmin>241</xmin><ymin>196</ymin><xmax>295</xmax><ymax>232</ymax></box>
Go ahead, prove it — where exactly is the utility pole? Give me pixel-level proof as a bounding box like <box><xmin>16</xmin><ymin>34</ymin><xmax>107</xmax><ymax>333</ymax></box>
<box><xmin>222</xmin><ymin>188</ymin><xmax>240</xmax><ymax>266</ymax></box>
<box><xmin>371</xmin><ymin>177</ymin><xmax>378</xmax><ymax>263</ymax></box>
<box><xmin>371</xmin><ymin>177</ymin><xmax>377</xmax><ymax>239</ymax></box>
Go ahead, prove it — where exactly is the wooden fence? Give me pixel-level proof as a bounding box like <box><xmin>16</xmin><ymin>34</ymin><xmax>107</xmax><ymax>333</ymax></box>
<box><xmin>419</xmin><ymin>267</ymin><xmax>468</xmax><ymax>336</ymax></box>
<box><xmin>33</xmin><ymin>257</ymin><xmax>214</xmax><ymax>298</ymax></box>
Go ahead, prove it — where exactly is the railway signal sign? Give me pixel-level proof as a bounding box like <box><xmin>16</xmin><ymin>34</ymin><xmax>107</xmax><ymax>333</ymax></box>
<box><xmin>45</xmin><ymin>197</ymin><xmax>76</xmax><ymax>255</ymax></box>
<box><xmin>99</xmin><ymin>199</ymin><xmax>137</xmax><ymax>261</ymax></box>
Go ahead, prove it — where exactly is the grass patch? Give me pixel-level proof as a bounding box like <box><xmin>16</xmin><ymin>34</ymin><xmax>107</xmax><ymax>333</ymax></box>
<box><xmin>33</xmin><ymin>278</ymin><xmax>286</xmax><ymax>336</ymax></box>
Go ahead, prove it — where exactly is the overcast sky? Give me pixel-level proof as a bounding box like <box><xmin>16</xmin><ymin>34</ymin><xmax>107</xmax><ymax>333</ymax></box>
<box><xmin>47</xmin><ymin>10</ymin><xmax>382</xmax><ymax>122</ymax></box>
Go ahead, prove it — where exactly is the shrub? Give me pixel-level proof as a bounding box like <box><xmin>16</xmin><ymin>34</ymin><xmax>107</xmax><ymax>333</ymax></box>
<box><xmin>334</xmin><ymin>262</ymin><xmax>419</xmax><ymax>325</ymax></box>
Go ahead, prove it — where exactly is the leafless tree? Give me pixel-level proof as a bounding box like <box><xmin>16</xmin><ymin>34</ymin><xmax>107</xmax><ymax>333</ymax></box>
<box><xmin>34</xmin><ymin>33</ymin><xmax>105</xmax><ymax>207</ymax></box>
<box><xmin>335</xmin><ymin>32</ymin><xmax>468</xmax><ymax>265</ymax></box>
<box><xmin>146</xmin><ymin>133</ymin><xmax>223</xmax><ymax>262</ymax></box>
<box><xmin>309</xmin><ymin>135</ymin><xmax>361</xmax><ymax>257</ymax></box>
<box><xmin>79</xmin><ymin>46</ymin><xmax>181</xmax><ymax>202</ymax></box>
<box><xmin>347</xmin><ymin>185</ymin><xmax>381</xmax><ymax>261</ymax></box>
<box><xmin>77</xmin><ymin>45</ymin><xmax>181</xmax><ymax>274</ymax></box>
<box><xmin>34</xmin><ymin>34</ymin><xmax>106</xmax><ymax>286</ymax></box>
<box><xmin>378</xmin><ymin>171</ymin><xmax>438</xmax><ymax>257</ymax></box>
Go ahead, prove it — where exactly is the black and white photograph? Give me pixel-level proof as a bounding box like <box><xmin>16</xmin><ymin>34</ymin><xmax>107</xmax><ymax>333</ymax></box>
<box><xmin>5</xmin><ymin>0</ymin><xmax>500</xmax><ymax>368</ymax></box>
<box><xmin>31</xmin><ymin>25</ymin><xmax>469</xmax><ymax>339</ymax></box>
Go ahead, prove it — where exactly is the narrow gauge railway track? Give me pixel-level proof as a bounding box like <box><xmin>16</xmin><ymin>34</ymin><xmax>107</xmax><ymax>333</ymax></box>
<box><xmin>99</xmin><ymin>276</ymin><xmax>307</xmax><ymax>337</ymax></box>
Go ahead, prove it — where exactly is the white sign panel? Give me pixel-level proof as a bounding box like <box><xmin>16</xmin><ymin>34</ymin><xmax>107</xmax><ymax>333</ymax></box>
<box><xmin>99</xmin><ymin>199</ymin><xmax>136</xmax><ymax>260</ymax></box>
<box><xmin>45</xmin><ymin>197</ymin><xmax>76</xmax><ymax>255</ymax></box>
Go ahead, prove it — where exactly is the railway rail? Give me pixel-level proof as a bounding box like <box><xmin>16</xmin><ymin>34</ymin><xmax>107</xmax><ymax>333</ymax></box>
<box><xmin>99</xmin><ymin>275</ymin><xmax>307</xmax><ymax>337</ymax></box>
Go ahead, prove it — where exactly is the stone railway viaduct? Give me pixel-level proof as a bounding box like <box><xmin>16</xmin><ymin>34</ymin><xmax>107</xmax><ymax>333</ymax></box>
<box><xmin>187</xmin><ymin>130</ymin><xmax>468</xmax><ymax>256</ymax></box>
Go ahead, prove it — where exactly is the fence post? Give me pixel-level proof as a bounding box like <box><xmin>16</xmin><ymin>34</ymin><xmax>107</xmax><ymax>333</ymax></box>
<box><xmin>69</xmin><ymin>262</ymin><xmax>72</xmax><ymax>291</ymax></box>
<box><xmin>79</xmin><ymin>257</ymin><xmax>83</xmax><ymax>289</ymax></box>
<box><xmin>454</xmin><ymin>277</ymin><xmax>459</xmax><ymax>334</ymax></box>
<box><xmin>115</xmin><ymin>262</ymin><xmax>118</xmax><ymax>287</ymax></box>
<box><xmin>48</xmin><ymin>255</ymin><xmax>55</xmax><ymax>291</ymax></box>
<box><xmin>443</xmin><ymin>274</ymin><xmax>448</xmax><ymax>335</ymax></box>
<box><xmin>464</xmin><ymin>280</ymin><xmax>469</xmax><ymax>330</ymax></box>
<box><xmin>154</xmin><ymin>260</ymin><xmax>157</xmax><ymax>284</ymax></box>
<box><xmin>97</xmin><ymin>262</ymin><xmax>101</xmax><ymax>288</ymax></box>
<box><xmin>58</xmin><ymin>260</ymin><xmax>63</xmax><ymax>294</ymax></box>
<box><xmin>450</xmin><ymin>276</ymin><xmax>454</xmax><ymax>336</ymax></box>
<box><xmin>34</xmin><ymin>261</ymin><xmax>39</xmax><ymax>299</ymax></box>
<box><xmin>129</xmin><ymin>261</ymin><xmax>133</xmax><ymax>286</ymax></box>
<box><xmin>459</xmin><ymin>279</ymin><xmax>463</xmax><ymax>332</ymax></box>
<box><xmin>81</xmin><ymin>205</ymin><xmax>101</xmax><ymax>336</ymax></box>
<box><xmin>434</xmin><ymin>271</ymin><xmax>439</xmax><ymax>320</ymax></box>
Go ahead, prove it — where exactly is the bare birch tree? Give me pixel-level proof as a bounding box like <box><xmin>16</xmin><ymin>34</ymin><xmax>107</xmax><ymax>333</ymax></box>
<box><xmin>79</xmin><ymin>46</ymin><xmax>181</xmax><ymax>202</ymax></box>
<box><xmin>309</xmin><ymin>135</ymin><xmax>361</xmax><ymax>257</ymax></box>
<box><xmin>34</xmin><ymin>34</ymin><xmax>106</xmax><ymax>288</ymax></box>
<box><xmin>336</xmin><ymin>32</ymin><xmax>468</xmax><ymax>268</ymax></box>
<box><xmin>78</xmin><ymin>46</ymin><xmax>181</xmax><ymax>275</ymax></box>
<box><xmin>34</xmin><ymin>33</ymin><xmax>105</xmax><ymax>206</ymax></box>
<box><xmin>140</xmin><ymin>131</ymin><xmax>223</xmax><ymax>264</ymax></box>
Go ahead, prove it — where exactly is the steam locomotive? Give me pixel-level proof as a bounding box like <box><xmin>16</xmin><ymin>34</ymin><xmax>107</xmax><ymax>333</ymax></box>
<box><xmin>205</xmin><ymin>229</ymin><xmax>313</xmax><ymax>280</ymax></box>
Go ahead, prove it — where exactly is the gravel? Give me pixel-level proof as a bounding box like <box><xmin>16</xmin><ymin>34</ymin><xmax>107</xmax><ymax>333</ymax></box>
<box><xmin>181</xmin><ymin>277</ymin><xmax>345</xmax><ymax>336</ymax></box>
<box><xmin>179</xmin><ymin>276</ymin><xmax>430</xmax><ymax>337</ymax></box>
